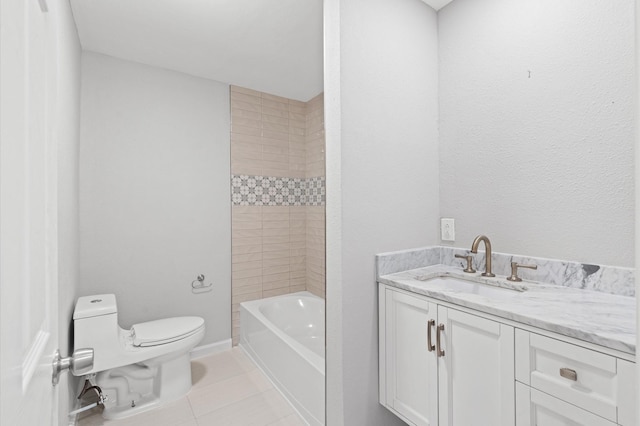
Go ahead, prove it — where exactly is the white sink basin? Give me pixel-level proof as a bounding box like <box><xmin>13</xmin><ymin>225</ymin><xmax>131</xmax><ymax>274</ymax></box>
<box><xmin>416</xmin><ymin>275</ymin><xmax>526</xmax><ymax>297</ymax></box>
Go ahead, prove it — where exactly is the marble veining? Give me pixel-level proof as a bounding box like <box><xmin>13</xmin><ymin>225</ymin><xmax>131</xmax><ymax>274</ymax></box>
<box><xmin>375</xmin><ymin>246</ymin><xmax>440</xmax><ymax>277</ymax></box>
<box><xmin>379</xmin><ymin>246</ymin><xmax>635</xmax><ymax>297</ymax></box>
<box><xmin>379</xmin><ymin>265</ymin><xmax>636</xmax><ymax>355</ymax></box>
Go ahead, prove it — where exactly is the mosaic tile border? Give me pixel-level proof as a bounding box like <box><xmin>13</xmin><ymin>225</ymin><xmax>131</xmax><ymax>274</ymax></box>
<box><xmin>231</xmin><ymin>175</ymin><xmax>326</xmax><ymax>206</ymax></box>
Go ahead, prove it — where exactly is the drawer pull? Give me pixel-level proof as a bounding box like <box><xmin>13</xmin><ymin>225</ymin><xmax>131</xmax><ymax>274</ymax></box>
<box><xmin>427</xmin><ymin>319</ymin><xmax>435</xmax><ymax>352</ymax></box>
<box><xmin>560</xmin><ymin>368</ymin><xmax>577</xmax><ymax>381</ymax></box>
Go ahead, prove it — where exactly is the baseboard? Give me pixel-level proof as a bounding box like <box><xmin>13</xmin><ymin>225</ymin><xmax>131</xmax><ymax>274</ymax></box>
<box><xmin>190</xmin><ymin>338</ymin><xmax>232</xmax><ymax>359</ymax></box>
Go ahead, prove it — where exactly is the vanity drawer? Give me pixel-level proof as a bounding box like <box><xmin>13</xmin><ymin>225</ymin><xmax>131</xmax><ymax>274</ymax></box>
<box><xmin>515</xmin><ymin>330</ymin><xmax>634</xmax><ymax>424</ymax></box>
<box><xmin>516</xmin><ymin>382</ymin><xmax>616</xmax><ymax>426</ymax></box>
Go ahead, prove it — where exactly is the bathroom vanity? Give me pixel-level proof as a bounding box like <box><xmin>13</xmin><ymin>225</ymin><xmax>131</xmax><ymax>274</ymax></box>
<box><xmin>376</xmin><ymin>248</ymin><xmax>636</xmax><ymax>426</ymax></box>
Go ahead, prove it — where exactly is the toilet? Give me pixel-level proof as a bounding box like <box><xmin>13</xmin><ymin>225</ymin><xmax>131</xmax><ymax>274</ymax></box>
<box><xmin>73</xmin><ymin>294</ymin><xmax>205</xmax><ymax>419</ymax></box>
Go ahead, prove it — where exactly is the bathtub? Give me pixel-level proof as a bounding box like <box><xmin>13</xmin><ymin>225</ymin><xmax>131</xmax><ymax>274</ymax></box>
<box><xmin>240</xmin><ymin>291</ymin><xmax>325</xmax><ymax>426</ymax></box>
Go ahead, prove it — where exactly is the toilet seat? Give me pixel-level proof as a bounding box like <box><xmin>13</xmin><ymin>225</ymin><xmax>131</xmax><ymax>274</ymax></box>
<box><xmin>131</xmin><ymin>316</ymin><xmax>205</xmax><ymax>347</ymax></box>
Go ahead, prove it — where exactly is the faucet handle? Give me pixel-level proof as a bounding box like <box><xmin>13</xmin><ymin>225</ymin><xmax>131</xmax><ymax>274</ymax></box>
<box><xmin>455</xmin><ymin>254</ymin><xmax>476</xmax><ymax>273</ymax></box>
<box><xmin>507</xmin><ymin>261</ymin><xmax>537</xmax><ymax>282</ymax></box>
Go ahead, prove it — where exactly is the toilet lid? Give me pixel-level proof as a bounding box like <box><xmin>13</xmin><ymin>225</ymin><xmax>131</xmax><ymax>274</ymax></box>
<box><xmin>131</xmin><ymin>316</ymin><xmax>204</xmax><ymax>347</ymax></box>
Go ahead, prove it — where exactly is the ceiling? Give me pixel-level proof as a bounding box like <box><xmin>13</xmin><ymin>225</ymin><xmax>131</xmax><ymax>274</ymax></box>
<box><xmin>70</xmin><ymin>0</ymin><xmax>453</xmax><ymax>101</ymax></box>
<box><xmin>70</xmin><ymin>0</ymin><xmax>324</xmax><ymax>101</ymax></box>
<box><xmin>422</xmin><ymin>0</ymin><xmax>454</xmax><ymax>10</ymax></box>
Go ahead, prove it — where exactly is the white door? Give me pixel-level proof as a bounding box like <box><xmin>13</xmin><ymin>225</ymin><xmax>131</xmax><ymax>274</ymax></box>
<box><xmin>383</xmin><ymin>289</ymin><xmax>439</xmax><ymax>426</ymax></box>
<box><xmin>438</xmin><ymin>307</ymin><xmax>514</xmax><ymax>426</ymax></box>
<box><xmin>0</xmin><ymin>0</ymin><xmax>60</xmax><ymax>425</ymax></box>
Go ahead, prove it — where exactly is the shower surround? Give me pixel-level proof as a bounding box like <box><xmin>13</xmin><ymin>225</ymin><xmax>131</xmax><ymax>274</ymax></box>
<box><xmin>230</xmin><ymin>86</ymin><xmax>325</xmax><ymax>344</ymax></box>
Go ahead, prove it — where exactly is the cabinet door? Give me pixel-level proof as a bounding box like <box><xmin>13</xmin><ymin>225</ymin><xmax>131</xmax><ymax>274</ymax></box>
<box><xmin>383</xmin><ymin>288</ymin><xmax>439</xmax><ymax>426</ymax></box>
<box><xmin>438</xmin><ymin>306</ymin><xmax>515</xmax><ymax>426</ymax></box>
<box><xmin>516</xmin><ymin>382</ymin><xmax>616</xmax><ymax>426</ymax></box>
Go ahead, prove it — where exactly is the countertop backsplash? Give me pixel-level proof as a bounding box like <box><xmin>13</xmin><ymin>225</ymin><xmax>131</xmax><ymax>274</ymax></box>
<box><xmin>376</xmin><ymin>246</ymin><xmax>635</xmax><ymax>297</ymax></box>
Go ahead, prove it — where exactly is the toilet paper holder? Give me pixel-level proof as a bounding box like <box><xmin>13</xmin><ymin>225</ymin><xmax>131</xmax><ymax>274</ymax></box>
<box><xmin>52</xmin><ymin>348</ymin><xmax>94</xmax><ymax>385</ymax></box>
<box><xmin>192</xmin><ymin>274</ymin><xmax>212</xmax><ymax>293</ymax></box>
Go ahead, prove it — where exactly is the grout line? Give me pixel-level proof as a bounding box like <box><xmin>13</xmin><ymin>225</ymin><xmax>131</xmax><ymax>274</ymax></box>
<box><xmin>189</xmin><ymin>373</ymin><xmax>266</xmax><ymax>420</ymax></box>
<box><xmin>185</xmin><ymin>391</ymin><xmax>197</xmax><ymax>422</ymax></box>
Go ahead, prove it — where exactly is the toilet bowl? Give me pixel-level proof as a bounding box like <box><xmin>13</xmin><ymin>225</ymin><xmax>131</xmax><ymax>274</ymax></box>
<box><xmin>73</xmin><ymin>294</ymin><xmax>205</xmax><ymax>419</ymax></box>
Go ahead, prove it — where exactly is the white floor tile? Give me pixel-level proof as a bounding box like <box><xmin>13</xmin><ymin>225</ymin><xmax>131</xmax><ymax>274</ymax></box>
<box><xmin>77</xmin><ymin>397</ymin><xmax>194</xmax><ymax>426</ymax></box>
<box><xmin>76</xmin><ymin>349</ymin><xmax>307</xmax><ymax>426</ymax></box>
<box><xmin>191</xmin><ymin>347</ymin><xmax>256</xmax><ymax>390</ymax></box>
<box><xmin>230</xmin><ymin>346</ymin><xmax>259</xmax><ymax>371</ymax></box>
<box><xmin>176</xmin><ymin>420</ymin><xmax>198</xmax><ymax>426</ymax></box>
<box><xmin>75</xmin><ymin>406</ymin><xmax>105</xmax><ymax>426</ymax></box>
<box><xmin>188</xmin><ymin>368</ymin><xmax>273</xmax><ymax>417</ymax></box>
<box><xmin>195</xmin><ymin>389</ymin><xmax>294</xmax><ymax>426</ymax></box>
<box><xmin>267</xmin><ymin>413</ymin><xmax>308</xmax><ymax>426</ymax></box>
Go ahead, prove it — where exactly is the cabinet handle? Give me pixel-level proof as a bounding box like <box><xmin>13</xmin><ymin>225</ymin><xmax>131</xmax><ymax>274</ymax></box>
<box><xmin>436</xmin><ymin>323</ymin><xmax>445</xmax><ymax>357</ymax></box>
<box><xmin>559</xmin><ymin>368</ymin><xmax>577</xmax><ymax>381</ymax></box>
<box><xmin>427</xmin><ymin>319</ymin><xmax>435</xmax><ymax>352</ymax></box>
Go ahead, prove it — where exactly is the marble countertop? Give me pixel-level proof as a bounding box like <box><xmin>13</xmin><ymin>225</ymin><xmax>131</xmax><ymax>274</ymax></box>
<box><xmin>379</xmin><ymin>265</ymin><xmax>636</xmax><ymax>355</ymax></box>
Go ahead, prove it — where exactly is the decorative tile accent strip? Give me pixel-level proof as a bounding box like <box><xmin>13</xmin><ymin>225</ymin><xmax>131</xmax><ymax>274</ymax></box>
<box><xmin>306</xmin><ymin>177</ymin><xmax>325</xmax><ymax>206</ymax></box>
<box><xmin>376</xmin><ymin>246</ymin><xmax>635</xmax><ymax>297</ymax></box>
<box><xmin>231</xmin><ymin>175</ymin><xmax>325</xmax><ymax>206</ymax></box>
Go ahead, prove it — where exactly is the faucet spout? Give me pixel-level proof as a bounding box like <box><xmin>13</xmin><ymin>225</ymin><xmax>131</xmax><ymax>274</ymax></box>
<box><xmin>470</xmin><ymin>235</ymin><xmax>495</xmax><ymax>277</ymax></box>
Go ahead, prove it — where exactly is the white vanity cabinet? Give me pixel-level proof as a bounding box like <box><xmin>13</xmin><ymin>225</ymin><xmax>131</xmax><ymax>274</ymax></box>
<box><xmin>379</xmin><ymin>283</ymin><xmax>637</xmax><ymax>426</ymax></box>
<box><xmin>379</xmin><ymin>284</ymin><xmax>515</xmax><ymax>426</ymax></box>
<box><xmin>515</xmin><ymin>330</ymin><xmax>636</xmax><ymax>426</ymax></box>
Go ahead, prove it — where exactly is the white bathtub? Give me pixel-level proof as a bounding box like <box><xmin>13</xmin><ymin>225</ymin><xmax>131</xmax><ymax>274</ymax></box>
<box><xmin>240</xmin><ymin>291</ymin><xmax>325</xmax><ymax>426</ymax></box>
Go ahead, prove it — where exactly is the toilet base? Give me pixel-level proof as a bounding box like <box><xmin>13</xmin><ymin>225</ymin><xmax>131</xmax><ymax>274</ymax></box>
<box><xmin>96</xmin><ymin>353</ymin><xmax>193</xmax><ymax>420</ymax></box>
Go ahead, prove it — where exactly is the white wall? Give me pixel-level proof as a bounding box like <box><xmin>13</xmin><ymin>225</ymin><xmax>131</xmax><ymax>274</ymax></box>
<box><xmin>55</xmin><ymin>0</ymin><xmax>82</xmax><ymax>422</ymax></box>
<box><xmin>323</xmin><ymin>0</ymin><xmax>343</xmax><ymax>423</ymax></box>
<box><xmin>438</xmin><ymin>0</ymin><xmax>635</xmax><ymax>266</ymax></box>
<box><xmin>79</xmin><ymin>53</ymin><xmax>231</xmax><ymax>345</ymax></box>
<box><xmin>635</xmin><ymin>3</ymin><xmax>640</xmax><ymax>421</ymax></box>
<box><xmin>325</xmin><ymin>0</ymin><xmax>440</xmax><ymax>423</ymax></box>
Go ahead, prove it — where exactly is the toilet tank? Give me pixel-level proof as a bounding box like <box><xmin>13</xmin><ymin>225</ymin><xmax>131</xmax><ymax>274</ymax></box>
<box><xmin>73</xmin><ymin>294</ymin><xmax>122</xmax><ymax>374</ymax></box>
<box><xmin>74</xmin><ymin>294</ymin><xmax>117</xmax><ymax>319</ymax></box>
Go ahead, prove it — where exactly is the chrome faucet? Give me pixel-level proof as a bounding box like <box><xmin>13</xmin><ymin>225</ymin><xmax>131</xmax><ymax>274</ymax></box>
<box><xmin>470</xmin><ymin>235</ymin><xmax>495</xmax><ymax>277</ymax></box>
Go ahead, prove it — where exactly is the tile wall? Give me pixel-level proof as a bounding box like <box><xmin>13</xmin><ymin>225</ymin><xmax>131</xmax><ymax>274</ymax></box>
<box><xmin>305</xmin><ymin>94</ymin><xmax>326</xmax><ymax>298</ymax></box>
<box><xmin>230</xmin><ymin>87</ymin><xmax>325</xmax><ymax>345</ymax></box>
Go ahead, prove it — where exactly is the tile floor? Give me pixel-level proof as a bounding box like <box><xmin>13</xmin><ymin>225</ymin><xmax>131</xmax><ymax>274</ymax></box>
<box><xmin>77</xmin><ymin>348</ymin><xmax>307</xmax><ymax>426</ymax></box>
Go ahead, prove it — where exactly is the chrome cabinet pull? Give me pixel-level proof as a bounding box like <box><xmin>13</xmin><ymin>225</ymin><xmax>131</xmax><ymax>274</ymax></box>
<box><xmin>436</xmin><ymin>323</ymin><xmax>445</xmax><ymax>357</ymax></box>
<box><xmin>560</xmin><ymin>367</ymin><xmax>577</xmax><ymax>381</ymax></box>
<box><xmin>427</xmin><ymin>319</ymin><xmax>435</xmax><ymax>352</ymax></box>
